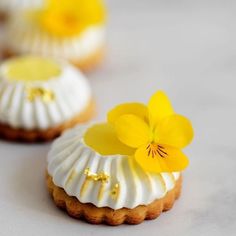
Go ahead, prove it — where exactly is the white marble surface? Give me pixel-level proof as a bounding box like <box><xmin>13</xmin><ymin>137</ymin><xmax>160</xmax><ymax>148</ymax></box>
<box><xmin>0</xmin><ymin>0</ymin><xmax>236</xmax><ymax>235</ymax></box>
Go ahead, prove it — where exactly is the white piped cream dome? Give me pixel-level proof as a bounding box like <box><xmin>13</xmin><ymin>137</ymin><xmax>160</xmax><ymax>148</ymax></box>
<box><xmin>6</xmin><ymin>13</ymin><xmax>105</xmax><ymax>62</ymax></box>
<box><xmin>0</xmin><ymin>56</ymin><xmax>92</xmax><ymax>130</ymax></box>
<box><xmin>4</xmin><ymin>0</ymin><xmax>106</xmax><ymax>70</ymax></box>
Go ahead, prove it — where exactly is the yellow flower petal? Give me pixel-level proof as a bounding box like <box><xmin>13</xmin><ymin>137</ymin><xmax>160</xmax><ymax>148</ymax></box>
<box><xmin>107</xmin><ymin>103</ymin><xmax>148</xmax><ymax>125</ymax></box>
<box><xmin>41</xmin><ymin>0</ymin><xmax>106</xmax><ymax>37</ymax></box>
<box><xmin>84</xmin><ymin>123</ymin><xmax>134</xmax><ymax>156</ymax></box>
<box><xmin>115</xmin><ymin>114</ymin><xmax>150</xmax><ymax>148</ymax></box>
<box><xmin>135</xmin><ymin>144</ymin><xmax>164</xmax><ymax>173</ymax></box>
<box><xmin>40</xmin><ymin>10</ymin><xmax>85</xmax><ymax>37</ymax></box>
<box><xmin>155</xmin><ymin>114</ymin><xmax>194</xmax><ymax>148</ymax></box>
<box><xmin>135</xmin><ymin>144</ymin><xmax>189</xmax><ymax>173</ymax></box>
<box><xmin>148</xmin><ymin>91</ymin><xmax>174</xmax><ymax>128</ymax></box>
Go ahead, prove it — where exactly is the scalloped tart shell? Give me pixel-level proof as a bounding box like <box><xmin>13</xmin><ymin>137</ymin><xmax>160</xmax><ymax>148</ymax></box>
<box><xmin>46</xmin><ymin>173</ymin><xmax>182</xmax><ymax>226</ymax></box>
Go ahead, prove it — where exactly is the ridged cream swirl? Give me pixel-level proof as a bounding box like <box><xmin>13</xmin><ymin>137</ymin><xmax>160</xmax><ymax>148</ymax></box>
<box><xmin>47</xmin><ymin>125</ymin><xmax>180</xmax><ymax>210</ymax></box>
<box><xmin>6</xmin><ymin>12</ymin><xmax>105</xmax><ymax>61</ymax></box>
<box><xmin>0</xmin><ymin>0</ymin><xmax>42</xmax><ymax>12</ymax></box>
<box><xmin>0</xmin><ymin>58</ymin><xmax>91</xmax><ymax>130</ymax></box>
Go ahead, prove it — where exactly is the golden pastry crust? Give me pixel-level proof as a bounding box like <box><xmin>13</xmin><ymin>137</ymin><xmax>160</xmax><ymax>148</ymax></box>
<box><xmin>46</xmin><ymin>173</ymin><xmax>182</xmax><ymax>226</ymax></box>
<box><xmin>1</xmin><ymin>46</ymin><xmax>105</xmax><ymax>72</ymax></box>
<box><xmin>0</xmin><ymin>100</ymin><xmax>95</xmax><ymax>142</ymax></box>
<box><xmin>70</xmin><ymin>46</ymin><xmax>105</xmax><ymax>71</ymax></box>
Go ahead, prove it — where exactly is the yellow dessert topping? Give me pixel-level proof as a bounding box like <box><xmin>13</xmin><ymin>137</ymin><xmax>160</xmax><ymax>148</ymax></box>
<box><xmin>84</xmin><ymin>123</ymin><xmax>134</xmax><ymax>156</ymax></box>
<box><xmin>110</xmin><ymin>183</ymin><xmax>120</xmax><ymax>200</ymax></box>
<box><xmin>84</xmin><ymin>91</ymin><xmax>194</xmax><ymax>173</ymax></box>
<box><xmin>80</xmin><ymin>168</ymin><xmax>109</xmax><ymax>200</ymax></box>
<box><xmin>5</xmin><ymin>56</ymin><xmax>61</xmax><ymax>82</ymax></box>
<box><xmin>26</xmin><ymin>87</ymin><xmax>55</xmax><ymax>103</ymax></box>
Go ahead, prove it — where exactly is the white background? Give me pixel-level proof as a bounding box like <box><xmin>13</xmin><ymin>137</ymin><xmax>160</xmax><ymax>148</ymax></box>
<box><xmin>0</xmin><ymin>0</ymin><xmax>236</xmax><ymax>235</ymax></box>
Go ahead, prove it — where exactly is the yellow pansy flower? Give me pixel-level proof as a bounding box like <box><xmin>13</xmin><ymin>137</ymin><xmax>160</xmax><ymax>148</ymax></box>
<box><xmin>84</xmin><ymin>91</ymin><xmax>193</xmax><ymax>174</ymax></box>
<box><xmin>107</xmin><ymin>91</ymin><xmax>194</xmax><ymax>173</ymax></box>
<box><xmin>39</xmin><ymin>0</ymin><xmax>106</xmax><ymax>37</ymax></box>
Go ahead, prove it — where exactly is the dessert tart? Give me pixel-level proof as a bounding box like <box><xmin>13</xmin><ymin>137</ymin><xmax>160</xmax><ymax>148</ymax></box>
<box><xmin>0</xmin><ymin>55</ymin><xmax>94</xmax><ymax>142</ymax></box>
<box><xmin>46</xmin><ymin>91</ymin><xmax>194</xmax><ymax>225</ymax></box>
<box><xmin>3</xmin><ymin>0</ymin><xmax>106</xmax><ymax>71</ymax></box>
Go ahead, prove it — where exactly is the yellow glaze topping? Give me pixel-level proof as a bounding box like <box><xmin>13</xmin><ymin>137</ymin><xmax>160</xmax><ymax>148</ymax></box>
<box><xmin>84</xmin><ymin>123</ymin><xmax>134</xmax><ymax>156</ymax></box>
<box><xmin>5</xmin><ymin>56</ymin><xmax>61</xmax><ymax>82</ymax></box>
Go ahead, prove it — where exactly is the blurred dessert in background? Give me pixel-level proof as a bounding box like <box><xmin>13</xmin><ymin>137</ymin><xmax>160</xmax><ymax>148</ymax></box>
<box><xmin>0</xmin><ymin>55</ymin><xmax>95</xmax><ymax>142</ymax></box>
<box><xmin>3</xmin><ymin>0</ymin><xmax>106</xmax><ymax>71</ymax></box>
<box><xmin>0</xmin><ymin>0</ymin><xmax>43</xmax><ymax>22</ymax></box>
